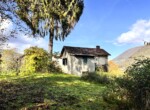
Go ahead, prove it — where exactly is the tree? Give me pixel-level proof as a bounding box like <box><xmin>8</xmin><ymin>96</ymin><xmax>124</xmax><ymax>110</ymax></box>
<box><xmin>15</xmin><ymin>0</ymin><xmax>84</xmax><ymax>59</ymax></box>
<box><xmin>0</xmin><ymin>0</ymin><xmax>15</xmax><ymax>45</ymax></box>
<box><xmin>0</xmin><ymin>0</ymin><xmax>32</xmax><ymax>47</ymax></box>
<box><xmin>1</xmin><ymin>48</ymin><xmax>21</xmax><ymax>72</ymax></box>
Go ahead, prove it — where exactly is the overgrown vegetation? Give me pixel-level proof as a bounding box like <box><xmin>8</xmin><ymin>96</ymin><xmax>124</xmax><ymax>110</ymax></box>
<box><xmin>81</xmin><ymin>62</ymin><xmax>124</xmax><ymax>84</ymax></box>
<box><xmin>20</xmin><ymin>46</ymin><xmax>49</xmax><ymax>73</ymax></box>
<box><xmin>0</xmin><ymin>73</ymin><xmax>109</xmax><ymax>110</ymax></box>
<box><xmin>0</xmin><ymin>46</ymin><xmax>62</xmax><ymax>74</ymax></box>
<box><xmin>103</xmin><ymin>58</ymin><xmax>150</xmax><ymax>110</ymax></box>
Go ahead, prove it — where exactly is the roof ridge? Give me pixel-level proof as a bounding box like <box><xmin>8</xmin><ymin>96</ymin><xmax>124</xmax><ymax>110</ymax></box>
<box><xmin>64</xmin><ymin>46</ymin><xmax>99</xmax><ymax>49</ymax></box>
<box><xmin>61</xmin><ymin>46</ymin><xmax>110</xmax><ymax>56</ymax></box>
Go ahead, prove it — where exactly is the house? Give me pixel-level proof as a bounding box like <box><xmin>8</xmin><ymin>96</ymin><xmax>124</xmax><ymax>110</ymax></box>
<box><xmin>144</xmin><ymin>41</ymin><xmax>150</xmax><ymax>46</ymax></box>
<box><xmin>58</xmin><ymin>45</ymin><xmax>110</xmax><ymax>76</ymax></box>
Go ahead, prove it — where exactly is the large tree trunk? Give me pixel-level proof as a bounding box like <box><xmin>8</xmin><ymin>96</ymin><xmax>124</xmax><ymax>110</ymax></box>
<box><xmin>49</xmin><ymin>28</ymin><xmax>54</xmax><ymax>60</ymax></box>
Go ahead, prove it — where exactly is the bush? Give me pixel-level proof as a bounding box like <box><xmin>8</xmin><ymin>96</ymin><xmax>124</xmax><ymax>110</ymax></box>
<box><xmin>20</xmin><ymin>46</ymin><xmax>62</xmax><ymax>74</ymax></box>
<box><xmin>119</xmin><ymin>58</ymin><xmax>150</xmax><ymax>109</ymax></box>
<box><xmin>103</xmin><ymin>58</ymin><xmax>150</xmax><ymax>110</ymax></box>
<box><xmin>102</xmin><ymin>82</ymin><xmax>131</xmax><ymax>110</ymax></box>
<box><xmin>20</xmin><ymin>46</ymin><xmax>49</xmax><ymax>73</ymax></box>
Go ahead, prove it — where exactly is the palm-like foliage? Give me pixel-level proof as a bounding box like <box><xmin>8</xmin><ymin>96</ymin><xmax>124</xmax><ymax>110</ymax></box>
<box><xmin>16</xmin><ymin>0</ymin><xmax>84</xmax><ymax>59</ymax></box>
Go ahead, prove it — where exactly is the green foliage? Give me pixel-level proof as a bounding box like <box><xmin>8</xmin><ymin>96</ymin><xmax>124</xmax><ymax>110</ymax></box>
<box><xmin>15</xmin><ymin>0</ymin><xmax>84</xmax><ymax>57</ymax></box>
<box><xmin>103</xmin><ymin>58</ymin><xmax>150</xmax><ymax>110</ymax></box>
<box><xmin>21</xmin><ymin>46</ymin><xmax>49</xmax><ymax>73</ymax></box>
<box><xmin>16</xmin><ymin>0</ymin><xmax>84</xmax><ymax>39</ymax></box>
<box><xmin>102</xmin><ymin>82</ymin><xmax>131</xmax><ymax>110</ymax></box>
<box><xmin>119</xmin><ymin>58</ymin><xmax>150</xmax><ymax>109</ymax></box>
<box><xmin>83</xmin><ymin>66</ymin><xmax>121</xmax><ymax>84</ymax></box>
<box><xmin>20</xmin><ymin>46</ymin><xmax>62</xmax><ymax>74</ymax></box>
<box><xmin>0</xmin><ymin>73</ymin><xmax>107</xmax><ymax>110</ymax></box>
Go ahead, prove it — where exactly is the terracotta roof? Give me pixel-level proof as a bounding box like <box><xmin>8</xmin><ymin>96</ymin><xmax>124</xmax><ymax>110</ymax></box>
<box><xmin>61</xmin><ymin>46</ymin><xmax>110</xmax><ymax>57</ymax></box>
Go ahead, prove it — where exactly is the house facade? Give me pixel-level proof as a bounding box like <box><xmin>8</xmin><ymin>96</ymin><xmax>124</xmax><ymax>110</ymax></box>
<box><xmin>58</xmin><ymin>46</ymin><xmax>110</xmax><ymax>76</ymax></box>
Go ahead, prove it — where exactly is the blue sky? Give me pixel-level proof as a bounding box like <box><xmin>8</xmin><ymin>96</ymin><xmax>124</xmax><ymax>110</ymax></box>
<box><xmin>53</xmin><ymin>0</ymin><xmax>150</xmax><ymax>59</ymax></box>
<box><xmin>2</xmin><ymin>0</ymin><xmax>150</xmax><ymax>59</ymax></box>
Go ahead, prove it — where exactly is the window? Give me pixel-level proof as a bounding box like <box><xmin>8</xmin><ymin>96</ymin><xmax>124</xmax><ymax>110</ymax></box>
<box><xmin>63</xmin><ymin>58</ymin><xmax>67</xmax><ymax>65</ymax></box>
<box><xmin>83</xmin><ymin>57</ymin><xmax>87</xmax><ymax>64</ymax></box>
<box><xmin>102</xmin><ymin>65</ymin><xmax>108</xmax><ymax>72</ymax></box>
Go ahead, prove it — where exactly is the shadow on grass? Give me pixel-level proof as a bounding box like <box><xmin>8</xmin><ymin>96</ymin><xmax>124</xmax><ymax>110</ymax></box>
<box><xmin>0</xmin><ymin>74</ymin><xmax>107</xmax><ymax>110</ymax></box>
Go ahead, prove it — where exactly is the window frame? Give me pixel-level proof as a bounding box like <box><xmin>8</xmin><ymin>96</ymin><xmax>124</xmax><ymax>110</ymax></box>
<box><xmin>83</xmin><ymin>57</ymin><xmax>88</xmax><ymax>64</ymax></box>
<box><xmin>63</xmin><ymin>58</ymin><xmax>67</xmax><ymax>65</ymax></box>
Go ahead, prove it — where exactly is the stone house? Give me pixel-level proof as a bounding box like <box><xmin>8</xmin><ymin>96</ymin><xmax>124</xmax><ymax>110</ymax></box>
<box><xmin>58</xmin><ymin>46</ymin><xmax>110</xmax><ymax>76</ymax></box>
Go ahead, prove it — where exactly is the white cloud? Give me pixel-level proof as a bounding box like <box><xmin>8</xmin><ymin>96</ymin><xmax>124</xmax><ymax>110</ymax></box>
<box><xmin>116</xmin><ymin>19</ymin><xmax>150</xmax><ymax>45</ymax></box>
<box><xmin>1</xmin><ymin>19</ymin><xmax>48</xmax><ymax>53</ymax></box>
<box><xmin>4</xmin><ymin>34</ymin><xmax>48</xmax><ymax>53</ymax></box>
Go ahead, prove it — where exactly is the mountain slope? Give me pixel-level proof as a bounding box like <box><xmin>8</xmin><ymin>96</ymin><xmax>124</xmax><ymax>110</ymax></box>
<box><xmin>113</xmin><ymin>45</ymin><xmax>150</xmax><ymax>70</ymax></box>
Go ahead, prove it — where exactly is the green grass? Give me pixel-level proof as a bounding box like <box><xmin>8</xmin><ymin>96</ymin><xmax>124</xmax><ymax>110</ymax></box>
<box><xmin>0</xmin><ymin>73</ymin><xmax>110</xmax><ymax>110</ymax></box>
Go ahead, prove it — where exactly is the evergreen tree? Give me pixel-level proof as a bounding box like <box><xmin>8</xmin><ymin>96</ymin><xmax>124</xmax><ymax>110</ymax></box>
<box><xmin>15</xmin><ymin>0</ymin><xmax>84</xmax><ymax>59</ymax></box>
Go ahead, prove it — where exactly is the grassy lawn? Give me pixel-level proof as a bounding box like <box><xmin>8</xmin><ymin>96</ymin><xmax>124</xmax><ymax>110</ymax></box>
<box><xmin>0</xmin><ymin>73</ymin><xmax>110</xmax><ymax>110</ymax></box>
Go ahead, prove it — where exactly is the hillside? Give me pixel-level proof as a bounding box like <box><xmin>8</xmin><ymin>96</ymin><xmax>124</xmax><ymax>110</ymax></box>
<box><xmin>113</xmin><ymin>45</ymin><xmax>150</xmax><ymax>70</ymax></box>
<box><xmin>0</xmin><ymin>73</ymin><xmax>111</xmax><ymax>110</ymax></box>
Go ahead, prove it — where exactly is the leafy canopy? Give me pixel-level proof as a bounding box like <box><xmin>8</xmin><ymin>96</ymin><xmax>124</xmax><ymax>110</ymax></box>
<box><xmin>16</xmin><ymin>0</ymin><xmax>84</xmax><ymax>40</ymax></box>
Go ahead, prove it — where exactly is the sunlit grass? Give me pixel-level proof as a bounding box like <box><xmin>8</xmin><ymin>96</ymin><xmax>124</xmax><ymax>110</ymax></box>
<box><xmin>0</xmin><ymin>72</ymin><xmax>109</xmax><ymax>110</ymax></box>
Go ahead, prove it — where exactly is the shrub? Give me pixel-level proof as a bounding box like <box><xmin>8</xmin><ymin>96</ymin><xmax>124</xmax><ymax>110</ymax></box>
<box><xmin>20</xmin><ymin>46</ymin><xmax>49</xmax><ymax>73</ymax></box>
<box><xmin>20</xmin><ymin>46</ymin><xmax>62</xmax><ymax>74</ymax></box>
<box><xmin>102</xmin><ymin>82</ymin><xmax>131</xmax><ymax>110</ymax></box>
<box><xmin>119</xmin><ymin>58</ymin><xmax>150</xmax><ymax>109</ymax></box>
<box><xmin>103</xmin><ymin>58</ymin><xmax>150</xmax><ymax>110</ymax></box>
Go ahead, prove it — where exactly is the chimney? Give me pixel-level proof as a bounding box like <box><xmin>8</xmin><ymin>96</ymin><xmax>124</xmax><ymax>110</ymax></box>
<box><xmin>96</xmin><ymin>45</ymin><xmax>100</xmax><ymax>49</ymax></box>
<box><xmin>96</xmin><ymin>45</ymin><xmax>100</xmax><ymax>51</ymax></box>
